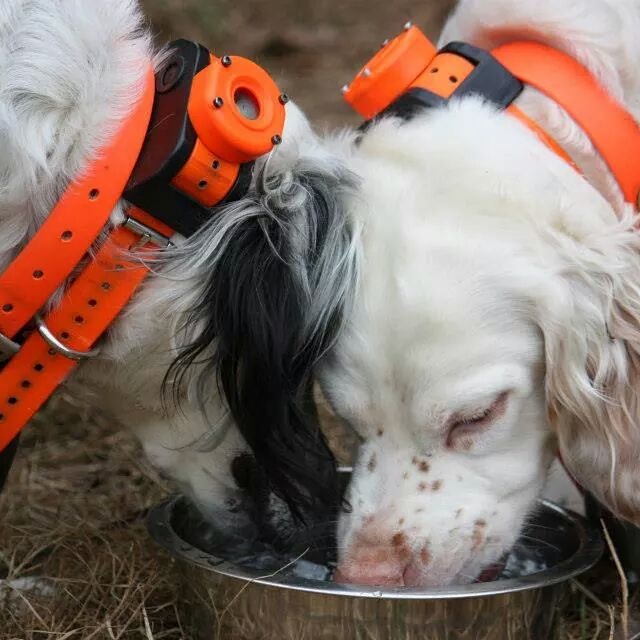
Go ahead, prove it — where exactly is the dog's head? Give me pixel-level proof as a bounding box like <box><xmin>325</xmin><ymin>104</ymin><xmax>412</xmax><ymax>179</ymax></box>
<box><xmin>321</xmin><ymin>93</ymin><xmax>640</xmax><ymax>586</ymax></box>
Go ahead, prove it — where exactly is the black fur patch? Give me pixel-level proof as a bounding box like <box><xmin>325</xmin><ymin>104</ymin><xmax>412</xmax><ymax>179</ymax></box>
<box><xmin>167</xmin><ymin>163</ymin><xmax>357</xmax><ymax>520</ymax></box>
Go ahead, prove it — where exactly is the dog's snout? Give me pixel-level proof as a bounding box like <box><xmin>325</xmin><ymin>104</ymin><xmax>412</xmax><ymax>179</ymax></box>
<box><xmin>334</xmin><ymin>543</ymin><xmax>409</xmax><ymax>586</ymax></box>
<box><xmin>335</xmin><ymin>522</ymin><xmax>418</xmax><ymax>586</ymax></box>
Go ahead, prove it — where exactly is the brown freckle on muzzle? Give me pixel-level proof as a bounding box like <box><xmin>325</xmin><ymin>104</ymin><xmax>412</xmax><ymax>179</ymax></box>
<box><xmin>472</xmin><ymin>519</ymin><xmax>487</xmax><ymax>550</ymax></box>
<box><xmin>418</xmin><ymin>482</ymin><xmax>428</xmax><ymax>492</ymax></box>
<box><xmin>398</xmin><ymin>518</ymin><xmax>405</xmax><ymax>525</ymax></box>
<box><xmin>432</xmin><ymin>479</ymin><xmax>443</xmax><ymax>491</ymax></box>
<box><xmin>391</xmin><ymin>532</ymin><xmax>407</xmax><ymax>548</ymax></box>
<box><xmin>367</xmin><ymin>453</ymin><xmax>377</xmax><ymax>472</ymax></box>
<box><xmin>455</xmin><ymin>508</ymin><xmax>463</xmax><ymax>519</ymax></box>
<box><xmin>420</xmin><ymin>545</ymin><xmax>431</xmax><ymax>565</ymax></box>
<box><xmin>391</xmin><ymin>532</ymin><xmax>411</xmax><ymax>561</ymax></box>
<box><xmin>418</xmin><ymin>460</ymin><xmax>430</xmax><ymax>473</ymax></box>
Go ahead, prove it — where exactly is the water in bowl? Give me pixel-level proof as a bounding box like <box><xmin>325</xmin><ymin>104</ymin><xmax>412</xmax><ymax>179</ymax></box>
<box><xmin>171</xmin><ymin>498</ymin><xmax>555</xmax><ymax>585</ymax></box>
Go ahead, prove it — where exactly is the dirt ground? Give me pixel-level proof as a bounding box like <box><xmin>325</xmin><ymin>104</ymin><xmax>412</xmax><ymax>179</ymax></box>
<box><xmin>140</xmin><ymin>0</ymin><xmax>456</xmax><ymax>127</ymax></box>
<box><xmin>0</xmin><ymin>0</ymin><xmax>638</xmax><ymax>638</ymax></box>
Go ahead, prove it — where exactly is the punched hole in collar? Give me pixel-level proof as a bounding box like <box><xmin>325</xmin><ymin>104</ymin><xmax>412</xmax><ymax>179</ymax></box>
<box><xmin>74</xmin><ymin>315</ymin><xmax>84</xmax><ymax>325</ymax></box>
<box><xmin>21</xmin><ymin>380</ymin><xmax>31</xmax><ymax>389</ymax></box>
<box><xmin>430</xmin><ymin>67</ymin><xmax>439</xmax><ymax>73</ymax></box>
<box><xmin>89</xmin><ymin>188</ymin><xmax>100</xmax><ymax>200</ymax></box>
<box><xmin>33</xmin><ymin>270</ymin><xmax>44</xmax><ymax>279</ymax></box>
<box><xmin>2</xmin><ymin>303</ymin><xmax>13</xmax><ymax>313</ymax></box>
<box><xmin>88</xmin><ymin>299</ymin><xmax>97</xmax><ymax>307</ymax></box>
<box><xmin>101</xmin><ymin>282</ymin><xmax>111</xmax><ymax>290</ymax></box>
<box><xmin>61</xmin><ymin>230</ymin><xmax>73</xmax><ymax>241</ymax></box>
<box><xmin>7</xmin><ymin>397</ymin><xmax>17</xmax><ymax>405</ymax></box>
<box><xmin>33</xmin><ymin>363</ymin><xmax>44</xmax><ymax>372</ymax></box>
<box><xmin>60</xmin><ymin>331</ymin><xmax>70</xmax><ymax>340</ymax></box>
<box><xmin>449</xmin><ymin>75</ymin><xmax>458</xmax><ymax>83</ymax></box>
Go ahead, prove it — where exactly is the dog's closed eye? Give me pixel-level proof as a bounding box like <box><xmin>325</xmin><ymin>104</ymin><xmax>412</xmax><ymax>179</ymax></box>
<box><xmin>446</xmin><ymin>392</ymin><xmax>509</xmax><ymax>448</ymax></box>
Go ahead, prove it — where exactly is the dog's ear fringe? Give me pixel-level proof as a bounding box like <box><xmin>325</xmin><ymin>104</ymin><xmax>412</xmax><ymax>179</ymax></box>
<box><xmin>540</xmin><ymin>213</ymin><xmax>640</xmax><ymax>524</ymax></box>
<box><xmin>164</xmin><ymin>158</ymin><xmax>359</xmax><ymax>518</ymax></box>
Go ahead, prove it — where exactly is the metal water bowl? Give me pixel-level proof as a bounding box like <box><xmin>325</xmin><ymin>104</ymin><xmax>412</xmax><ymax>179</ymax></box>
<box><xmin>147</xmin><ymin>476</ymin><xmax>603</xmax><ymax>640</ymax></box>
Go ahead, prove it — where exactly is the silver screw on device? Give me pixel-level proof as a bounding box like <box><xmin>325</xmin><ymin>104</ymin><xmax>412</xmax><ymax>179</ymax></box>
<box><xmin>221</xmin><ymin>55</ymin><xmax>232</xmax><ymax>67</ymax></box>
<box><xmin>341</xmin><ymin>84</ymin><xmax>349</xmax><ymax>94</ymax></box>
<box><xmin>278</xmin><ymin>93</ymin><xmax>290</xmax><ymax>105</ymax></box>
<box><xmin>403</xmin><ymin>21</ymin><xmax>413</xmax><ymax>30</ymax></box>
<box><xmin>271</xmin><ymin>134</ymin><xmax>282</xmax><ymax>145</ymax></box>
<box><xmin>213</xmin><ymin>97</ymin><xmax>224</xmax><ymax>108</ymax></box>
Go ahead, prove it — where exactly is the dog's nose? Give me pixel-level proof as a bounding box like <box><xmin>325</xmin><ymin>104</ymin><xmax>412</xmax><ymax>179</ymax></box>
<box><xmin>334</xmin><ymin>544</ymin><xmax>409</xmax><ymax>586</ymax></box>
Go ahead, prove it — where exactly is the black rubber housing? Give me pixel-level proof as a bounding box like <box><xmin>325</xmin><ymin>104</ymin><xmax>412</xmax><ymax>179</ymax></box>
<box><xmin>440</xmin><ymin>41</ymin><xmax>524</xmax><ymax>108</ymax></box>
<box><xmin>124</xmin><ymin>40</ymin><xmax>254</xmax><ymax>237</ymax></box>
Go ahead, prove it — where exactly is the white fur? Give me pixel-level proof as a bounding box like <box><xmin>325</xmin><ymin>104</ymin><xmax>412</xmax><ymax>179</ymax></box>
<box><xmin>329</xmin><ymin>0</ymin><xmax>640</xmax><ymax>586</ymax></box>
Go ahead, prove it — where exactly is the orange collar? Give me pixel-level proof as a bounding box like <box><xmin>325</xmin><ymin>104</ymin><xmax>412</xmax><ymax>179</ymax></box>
<box><xmin>0</xmin><ymin>42</ymin><xmax>286</xmax><ymax>454</ymax></box>
<box><xmin>0</xmin><ymin>68</ymin><xmax>159</xmax><ymax>452</ymax></box>
<box><xmin>344</xmin><ymin>25</ymin><xmax>640</xmax><ymax>208</ymax></box>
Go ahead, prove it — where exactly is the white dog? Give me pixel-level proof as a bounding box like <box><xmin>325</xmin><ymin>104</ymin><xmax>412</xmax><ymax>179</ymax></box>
<box><xmin>3</xmin><ymin>0</ymin><xmax>640</xmax><ymax>589</ymax></box>
<box><xmin>330</xmin><ymin>0</ymin><xmax>640</xmax><ymax>586</ymax></box>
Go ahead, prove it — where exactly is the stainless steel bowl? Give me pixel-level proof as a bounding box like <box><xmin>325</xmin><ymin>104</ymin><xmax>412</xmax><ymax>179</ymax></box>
<box><xmin>148</xmin><ymin>491</ymin><xmax>603</xmax><ymax>640</ymax></box>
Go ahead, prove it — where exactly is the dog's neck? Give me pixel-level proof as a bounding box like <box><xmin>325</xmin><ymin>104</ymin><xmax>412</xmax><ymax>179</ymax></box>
<box><xmin>0</xmin><ymin>0</ymin><xmax>152</xmax><ymax>274</ymax></box>
<box><xmin>440</xmin><ymin>0</ymin><xmax>640</xmax><ymax>214</ymax></box>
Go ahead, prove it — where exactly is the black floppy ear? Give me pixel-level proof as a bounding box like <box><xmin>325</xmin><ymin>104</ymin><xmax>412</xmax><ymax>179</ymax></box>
<box><xmin>170</xmin><ymin>155</ymin><xmax>358</xmax><ymax>517</ymax></box>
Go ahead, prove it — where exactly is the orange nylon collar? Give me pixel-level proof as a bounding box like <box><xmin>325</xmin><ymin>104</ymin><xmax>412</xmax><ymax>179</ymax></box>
<box><xmin>0</xmin><ymin>68</ymin><xmax>164</xmax><ymax>451</ymax></box>
<box><xmin>428</xmin><ymin>41</ymin><xmax>640</xmax><ymax>205</ymax></box>
<box><xmin>493</xmin><ymin>41</ymin><xmax>640</xmax><ymax>207</ymax></box>
<box><xmin>405</xmin><ymin>44</ymin><xmax>579</xmax><ymax>171</ymax></box>
<box><xmin>345</xmin><ymin>26</ymin><xmax>640</xmax><ymax>207</ymax></box>
<box><xmin>0</xmin><ymin>69</ymin><xmax>156</xmax><ymax>341</ymax></box>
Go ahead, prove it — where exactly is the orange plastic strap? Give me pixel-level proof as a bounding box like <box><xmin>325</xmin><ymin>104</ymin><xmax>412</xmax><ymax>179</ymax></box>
<box><xmin>412</xmin><ymin>49</ymin><xmax>577</xmax><ymax>168</ymax></box>
<box><xmin>493</xmin><ymin>41</ymin><xmax>640</xmax><ymax>205</ymax></box>
<box><xmin>0</xmin><ymin>68</ymin><xmax>155</xmax><ymax>340</ymax></box>
<box><xmin>0</xmin><ymin>224</ymin><xmax>157</xmax><ymax>451</ymax></box>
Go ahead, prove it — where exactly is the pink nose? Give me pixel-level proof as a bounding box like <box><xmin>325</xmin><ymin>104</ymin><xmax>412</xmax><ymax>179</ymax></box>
<box><xmin>334</xmin><ymin>545</ymin><xmax>409</xmax><ymax>586</ymax></box>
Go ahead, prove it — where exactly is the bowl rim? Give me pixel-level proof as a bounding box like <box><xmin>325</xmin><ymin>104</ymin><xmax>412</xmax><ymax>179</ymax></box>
<box><xmin>147</xmin><ymin>494</ymin><xmax>604</xmax><ymax>600</ymax></box>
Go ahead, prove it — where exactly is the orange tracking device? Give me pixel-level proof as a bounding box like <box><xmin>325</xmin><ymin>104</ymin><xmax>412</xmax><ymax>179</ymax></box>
<box><xmin>126</xmin><ymin>40</ymin><xmax>287</xmax><ymax>236</ymax></box>
<box><xmin>342</xmin><ymin>23</ymin><xmax>640</xmax><ymax>208</ymax></box>
<box><xmin>342</xmin><ymin>24</ymin><xmax>523</xmax><ymax>122</ymax></box>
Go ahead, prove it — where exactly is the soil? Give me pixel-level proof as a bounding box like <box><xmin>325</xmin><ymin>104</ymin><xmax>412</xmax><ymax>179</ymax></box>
<box><xmin>140</xmin><ymin>0</ymin><xmax>457</xmax><ymax>127</ymax></box>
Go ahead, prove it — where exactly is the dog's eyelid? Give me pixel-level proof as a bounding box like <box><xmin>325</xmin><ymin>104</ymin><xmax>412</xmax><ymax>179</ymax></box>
<box><xmin>446</xmin><ymin>391</ymin><xmax>510</xmax><ymax>441</ymax></box>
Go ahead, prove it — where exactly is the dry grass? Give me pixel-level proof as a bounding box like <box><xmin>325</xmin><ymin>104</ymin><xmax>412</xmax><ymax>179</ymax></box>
<box><xmin>0</xmin><ymin>395</ymin><xmax>184</xmax><ymax>639</ymax></box>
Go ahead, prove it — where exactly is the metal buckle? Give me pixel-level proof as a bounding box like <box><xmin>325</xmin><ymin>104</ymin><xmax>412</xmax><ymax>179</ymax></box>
<box><xmin>123</xmin><ymin>216</ymin><xmax>173</xmax><ymax>249</ymax></box>
<box><xmin>0</xmin><ymin>331</ymin><xmax>20</xmax><ymax>362</ymax></box>
<box><xmin>35</xmin><ymin>315</ymin><xmax>100</xmax><ymax>361</ymax></box>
